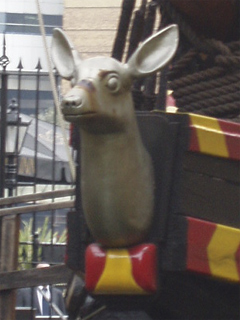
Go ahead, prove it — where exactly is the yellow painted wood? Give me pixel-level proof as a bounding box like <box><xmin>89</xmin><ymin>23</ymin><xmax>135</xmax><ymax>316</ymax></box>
<box><xmin>207</xmin><ymin>224</ymin><xmax>240</xmax><ymax>282</ymax></box>
<box><xmin>190</xmin><ymin>114</ymin><xmax>229</xmax><ymax>158</ymax></box>
<box><xmin>94</xmin><ymin>249</ymin><xmax>146</xmax><ymax>294</ymax></box>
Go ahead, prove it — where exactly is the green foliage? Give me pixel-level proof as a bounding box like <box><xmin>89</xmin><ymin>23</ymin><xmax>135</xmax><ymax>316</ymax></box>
<box><xmin>18</xmin><ymin>216</ymin><xmax>66</xmax><ymax>270</ymax></box>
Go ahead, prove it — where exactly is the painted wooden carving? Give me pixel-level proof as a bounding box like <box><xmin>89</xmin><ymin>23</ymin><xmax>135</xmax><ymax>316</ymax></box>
<box><xmin>51</xmin><ymin>25</ymin><xmax>179</xmax><ymax>247</ymax></box>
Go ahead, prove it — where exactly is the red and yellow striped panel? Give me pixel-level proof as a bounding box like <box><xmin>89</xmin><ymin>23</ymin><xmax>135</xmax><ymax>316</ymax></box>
<box><xmin>189</xmin><ymin>114</ymin><xmax>240</xmax><ymax>160</ymax></box>
<box><xmin>85</xmin><ymin>243</ymin><xmax>157</xmax><ymax>295</ymax></box>
<box><xmin>187</xmin><ymin>217</ymin><xmax>240</xmax><ymax>282</ymax></box>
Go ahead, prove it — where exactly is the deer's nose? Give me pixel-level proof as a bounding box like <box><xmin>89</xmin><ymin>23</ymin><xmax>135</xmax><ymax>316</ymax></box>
<box><xmin>61</xmin><ymin>94</ymin><xmax>82</xmax><ymax>109</ymax></box>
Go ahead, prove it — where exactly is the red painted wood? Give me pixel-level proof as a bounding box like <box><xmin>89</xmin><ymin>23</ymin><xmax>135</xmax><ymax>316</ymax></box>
<box><xmin>235</xmin><ymin>244</ymin><xmax>240</xmax><ymax>279</ymax></box>
<box><xmin>187</xmin><ymin>217</ymin><xmax>217</xmax><ymax>275</ymax></box>
<box><xmin>85</xmin><ymin>244</ymin><xmax>106</xmax><ymax>292</ymax></box>
<box><xmin>129</xmin><ymin>244</ymin><xmax>157</xmax><ymax>293</ymax></box>
<box><xmin>85</xmin><ymin>243</ymin><xmax>157</xmax><ymax>293</ymax></box>
<box><xmin>218</xmin><ymin>120</ymin><xmax>240</xmax><ymax>161</ymax></box>
<box><xmin>189</xmin><ymin>119</ymin><xmax>200</xmax><ymax>153</ymax></box>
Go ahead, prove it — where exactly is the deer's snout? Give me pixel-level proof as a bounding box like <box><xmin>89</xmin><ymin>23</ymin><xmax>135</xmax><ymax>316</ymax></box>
<box><xmin>61</xmin><ymin>80</ymin><xmax>95</xmax><ymax>112</ymax></box>
<box><xmin>61</xmin><ymin>94</ymin><xmax>82</xmax><ymax>109</ymax></box>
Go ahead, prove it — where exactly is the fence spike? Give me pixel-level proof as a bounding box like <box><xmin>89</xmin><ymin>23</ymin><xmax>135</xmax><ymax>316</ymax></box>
<box><xmin>17</xmin><ymin>58</ymin><xmax>23</xmax><ymax>70</ymax></box>
<box><xmin>35</xmin><ymin>58</ymin><xmax>42</xmax><ymax>70</ymax></box>
<box><xmin>0</xmin><ymin>33</ymin><xmax>10</xmax><ymax>69</ymax></box>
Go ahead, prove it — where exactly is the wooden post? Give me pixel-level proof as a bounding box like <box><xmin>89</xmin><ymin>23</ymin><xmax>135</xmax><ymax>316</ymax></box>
<box><xmin>0</xmin><ymin>215</ymin><xmax>19</xmax><ymax>320</ymax></box>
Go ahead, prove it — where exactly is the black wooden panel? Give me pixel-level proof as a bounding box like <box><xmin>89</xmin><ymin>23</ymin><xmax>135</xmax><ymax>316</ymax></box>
<box><xmin>181</xmin><ymin>152</ymin><xmax>240</xmax><ymax>227</ymax></box>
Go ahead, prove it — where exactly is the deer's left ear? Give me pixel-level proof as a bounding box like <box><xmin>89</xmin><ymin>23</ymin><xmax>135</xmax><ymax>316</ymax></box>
<box><xmin>51</xmin><ymin>28</ymin><xmax>81</xmax><ymax>80</ymax></box>
<box><xmin>126</xmin><ymin>24</ymin><xmax>179</xmax><ymax>78</ymax></box>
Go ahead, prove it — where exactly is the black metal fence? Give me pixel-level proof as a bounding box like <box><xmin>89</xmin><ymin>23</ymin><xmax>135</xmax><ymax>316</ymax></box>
<box><xmin>0</xmin><ymin>37</ymin><xmax>74</xmax><ymax>269</ymax></box>
<box><xmin>0</xmin><ymin>35</ymin><xmax>74</xmax><ymax>319</ymax></box>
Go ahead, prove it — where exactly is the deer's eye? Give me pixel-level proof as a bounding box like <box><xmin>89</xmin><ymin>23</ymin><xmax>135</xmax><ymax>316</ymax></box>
<box><xmin>105</xmin><ymin>75</ymin><xmax>121</xmax><ymax>93</ymax></box>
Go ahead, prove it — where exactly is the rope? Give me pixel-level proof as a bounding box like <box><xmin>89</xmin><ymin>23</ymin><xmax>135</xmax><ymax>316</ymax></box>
<box><xmin>198</xmin><ymin>102</ymin><xmax>240</xmax><ymax>119</ymax></box>
<box><xmin>159</xmin><ymin>0</ymin><xmax>240</xmax><ymax>121</ymax></box>
<box><xmin>35</xmin><ymin>0</ymin><xmax>76</xmax><ymax>181</ymax></box>
<box><xmin>174</xmin><ymin>78</ymin><xmax>240</xmax><ymax>106</ymax></box>
<box><xmin>170</xmin><ymin>66</ymin><xmax>226</xmax><ymax>90</ymax></box>
<box><xmin>172</xmin><ymin>73</ymin><xmax>240</xmax><ymax>98</ymax></box>
<box><xmin>170</xmin><ymin>40</ymin><xmax>240</xmax><ymax>119</ymax></box>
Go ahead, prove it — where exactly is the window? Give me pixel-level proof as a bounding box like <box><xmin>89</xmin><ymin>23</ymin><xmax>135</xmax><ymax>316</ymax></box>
<box><xmin>0</xmin><ymin>13</ymin><xmax>62</xmax><ymax>35</ymax></box>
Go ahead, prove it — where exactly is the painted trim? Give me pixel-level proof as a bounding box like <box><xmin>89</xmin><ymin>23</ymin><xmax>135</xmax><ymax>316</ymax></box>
<box><xmin>187</xmin><ymin>217</ymin><xmax>240</xmax><ymax>282</ymax></box>
<box><xmin>189</xmin><ymin>114</ymin><xmax>240</xmax><ymax>160</ymax></box>
<box><xmin>85</xmin><ymin>243</ymin><xmax>157</xmax><ymax>295</ymax></box>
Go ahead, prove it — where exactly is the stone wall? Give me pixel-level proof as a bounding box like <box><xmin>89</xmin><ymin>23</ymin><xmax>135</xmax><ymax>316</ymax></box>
<box><xmin>63</xmin><ymin>0</ymin><xmax>142</xmax><ymax>59</ymax></box>
<box><xmin>61</xmin><ymin>0</ymin><xmax>159</xmax><ymax>93</ymax></box>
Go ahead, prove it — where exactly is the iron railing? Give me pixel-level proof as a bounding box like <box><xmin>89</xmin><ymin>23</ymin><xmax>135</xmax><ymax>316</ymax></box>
<box><xmin>0</xmin><ymin>37</ymin><xmax>74</xmax><ymax>318</ymax></box>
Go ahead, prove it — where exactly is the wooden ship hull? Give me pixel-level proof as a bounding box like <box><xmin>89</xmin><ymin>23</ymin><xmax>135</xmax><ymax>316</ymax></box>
<box><xmin>66</xmin><ymin>111</ymin><xmax>240</xmax><ymax>319</ymax></box>
<box><xmin>65</xmin><ymin>1</ymin><xmax>240</xmax><ymax>319</ymax></box>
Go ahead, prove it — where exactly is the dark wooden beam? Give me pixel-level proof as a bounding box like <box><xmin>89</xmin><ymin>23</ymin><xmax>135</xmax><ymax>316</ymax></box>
<box><xmin>0</xmin><ymin>264</ymin><xmax>76</xmax><ymax>291</ymax></box>
<box><xmin>0</xmin><ymin>187</ymin><xmax>75</xmax><ymax>206</ymax></box>
<box><xmin>181</xmin><ymin>152</ymin><xmax>240</xmax><ymax>228</ymax></box>
<box><xmin>0</xmin><ymin>215</ymin><xmax>19</xmax><ymax>319</ymax></box>
<box><xmin>0</xmin><ymin>200</ymin><xmax>75</xmax><ymax>217</ymax></box>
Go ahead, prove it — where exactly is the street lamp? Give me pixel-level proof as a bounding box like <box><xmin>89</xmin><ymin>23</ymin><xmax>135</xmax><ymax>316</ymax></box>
<box><xmin>0</xmin><ymin>34</ymin><xmax>10</xmax><ymax>197</ymax></box>
<box><xmin>5</xmin><ymin>98</ymin><xmax>30</xmax><ymax>196</ymax></box>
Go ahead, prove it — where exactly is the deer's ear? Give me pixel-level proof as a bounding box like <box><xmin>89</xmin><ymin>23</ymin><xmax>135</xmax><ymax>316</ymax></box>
<box><xmin>51</xmin><ymin>28</ymin><xmax>80</xmax><ymax>80</ymax></box>
<box><xmin>126</xmin><ymin>24</ymin><xmax>179</xmax><ymax>78</ymax></box>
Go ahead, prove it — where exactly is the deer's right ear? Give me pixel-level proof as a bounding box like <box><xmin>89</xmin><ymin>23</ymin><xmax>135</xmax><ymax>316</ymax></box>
<box><xmin>126</xmin><ymin>24</ymin><xmax>179</xmax><ymax>78</ymax></box>
<box><xmin>51</xmin><ymin>28</ymin><xmax>79</xmax><ymax>80</ymax></box>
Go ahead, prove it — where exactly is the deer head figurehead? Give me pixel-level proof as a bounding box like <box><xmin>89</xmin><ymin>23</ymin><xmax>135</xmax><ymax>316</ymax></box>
<box><xmin>51</xmin><ymin>25</ymin><xmax>179</xmax><ymax>247</ymax></box>
<box><xmin>51</xmin><ymin>25</ymin><xmax>179</xmax><ymax>134</ymax></box>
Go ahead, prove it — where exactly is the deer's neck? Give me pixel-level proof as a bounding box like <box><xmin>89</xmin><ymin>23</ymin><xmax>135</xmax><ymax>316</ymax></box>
<box><xmin>77</xmin><ymin>118</ymin><xmax>154</xmax><ymax>247</ymax></box>
<box><xmin>79</xmin><ymin>119</ymin><xmax>143</xmax><ymax>159</ymax></box>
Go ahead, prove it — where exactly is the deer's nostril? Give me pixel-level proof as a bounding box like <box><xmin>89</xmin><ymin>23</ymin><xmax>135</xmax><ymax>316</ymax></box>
<box><xmin>62</xmin><ymin>96</ymin><xmax>82</xmax><ymax>108</ymax></box>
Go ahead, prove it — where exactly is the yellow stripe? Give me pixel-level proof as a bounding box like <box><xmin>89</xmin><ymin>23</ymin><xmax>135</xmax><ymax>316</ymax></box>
<box><xmin>207</xmin><ymin>224</ymin><xmax>240</xmax><ymax>282</ymax></box>
<box><xmin>190</xmin><ymin>114</ymin><xmax>228</xmax><ymax>158</ymax></box>
<box><xmin>94</xmin><ymin>249</ymin><xmax>146</xmax><ymax>294</ymax></box>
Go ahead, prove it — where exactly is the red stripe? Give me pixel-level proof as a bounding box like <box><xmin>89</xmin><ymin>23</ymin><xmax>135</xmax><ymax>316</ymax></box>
<box><xmin>235</xmin><ymin>244</ymin><xmax>240</xmax><ymax>279</ymax></box>
<box><xmin>218</xmin><ymin>120</ymin><xmax>240</xmax><ymax>160</ymax></box>
<box><xmin>187</xmin><ymin>217</ymin><xmax>217</xmax><ymax>275</ymax></box>
<box><xmin>85</xmin><ymin>244</ymin><xmax>106</xmax><ymax>292</ymax></box>
<box><xmin>129</xmin><ymin>244</ymin><xmax>157</xmax><ymax>293</ymax></box>
<box><xmin>189</xmin><ymin>120</ymin><xmax>200</xmax><ymax>152</ymax></box>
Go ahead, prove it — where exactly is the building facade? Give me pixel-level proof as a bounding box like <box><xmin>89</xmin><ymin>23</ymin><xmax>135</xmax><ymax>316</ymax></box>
<box><xmin>0</xmin><ymin>0</ymin><xmax>63</xmax><ymax>114</ymax></box>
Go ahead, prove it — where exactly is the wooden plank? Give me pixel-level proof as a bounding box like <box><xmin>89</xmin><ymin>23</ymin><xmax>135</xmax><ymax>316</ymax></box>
<box><xmin>0</xmin><ymin>291</ymin><xmax>16</xmax><ymax>319</ymax></box>
<box><xmin>184</xmin><ymin>152</ymin><xmax>240</xmax><ymax>184</ymax></box>
<box><xmin>0</xmin><ymin>265</ymin><xmax>77</xmax><ymax>291</ymax></box>
<box><xmin>0</xmin><ymin>216</ymin><xmax>19</xmax><ymax>271</ymax></box>
<box><xmin>0</xmin><ymin>200</ymin><xmax>75</xmax><ymax>217</ymax></box>
<box><xmin>0</xmin><ymin>215</ymin><xmax>20</xmax><ymax>319</ymax></box>
<box><xmin>0</xmin><ymin>188</ymin><xmax>75</xmax><ymax>206</ymax></box>
<box><xmin>180</xmin><ymin>169</ymin><xmax>240</xmax><ymax>228</ymax></box>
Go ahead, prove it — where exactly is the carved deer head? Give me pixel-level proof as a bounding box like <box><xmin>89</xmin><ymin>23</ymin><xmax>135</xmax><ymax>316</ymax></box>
<box><xmin>51</xmin><ymin>25</ymin><xmax>179</xmax><ymax>247</ymax></box>
<box><xmin>51</xmin><ymin>25</ymin><xmax>178</xmax><ymax>133</ymax></box>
